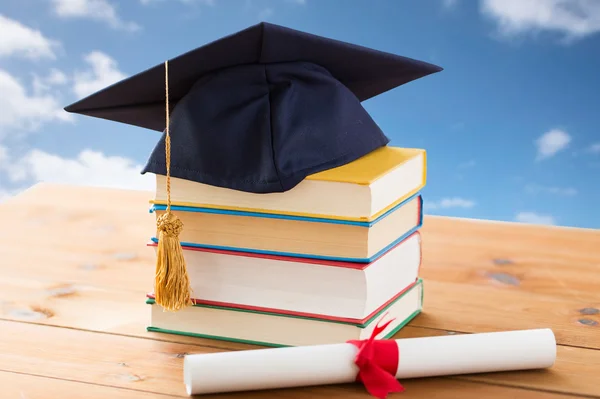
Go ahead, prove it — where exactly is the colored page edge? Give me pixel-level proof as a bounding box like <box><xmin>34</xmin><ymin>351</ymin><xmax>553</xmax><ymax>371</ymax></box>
<box><xmin>148</xmin><ymin>195</ymin><xmax>423</xmax><ymax>264</ymax></box>
<box><xmin>149</xmin><ymin>192</ymin><xmax>422</xmax><ymax>227</ymax></box>
<box><xmin>146</xmin><ymin>279</ymin><xmax>423</xmax><ymax>327</ymax></box>
<box><xmin>148</xmin><ymin>149</ymin><xmax>427</xmax><ymax>223</ymax></box>
<box><xmin>145</xmin><ymin>308</ymin><xmax>422</xmax><ymax>349</ymax></box>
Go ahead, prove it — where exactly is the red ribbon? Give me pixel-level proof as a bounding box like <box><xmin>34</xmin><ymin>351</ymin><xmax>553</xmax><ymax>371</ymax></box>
<box><xmin>347</xmin><ymin>315</ymin><xmax>404</xmax><ymax>398</ymax></box>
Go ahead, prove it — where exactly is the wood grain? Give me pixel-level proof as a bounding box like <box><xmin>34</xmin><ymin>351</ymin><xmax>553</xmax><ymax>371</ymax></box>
<box><xmin>2</xmin><ymin>263</ymin><xmax>597</xmax><ymax>349</ymax></box>
<box><xmin>1</xmin><ymin>319</ymin><xmax>598</xmax><ymax>398</ymax></box>
<box><xmin>420</xmin><ymin>217</ymin><xmax>600</xmax><ymax>303</ymax></box>
<box><xmin>0</xmin><ymin>370</ymin><xmax>582</xmax><ymax>399</ymax></box>
<box><xmin>1</xmin><ymin>183</ymin><xmax>599</xmax><ymax>398</ymax></box>
<box><xmin>1</xmin><ymin>371</ymin><xmax>178</xmax><ymax>399</ymax></box>
<box><xmin>1</xmin><ymin>184</ymin><xmax>598</xmax><ymax>347</ymax></box>
<box><xmin>413</xmin><ymin>280</ymin><xmax>600</xmax><ymax>349</ymax></box>
<box><xmin>1</xmin><ymin>274</ymin><xmax>597</xmax><ymax>349</ymax></box>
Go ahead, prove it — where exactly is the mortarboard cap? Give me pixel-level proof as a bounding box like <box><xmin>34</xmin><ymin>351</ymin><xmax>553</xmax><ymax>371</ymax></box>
<box><xmin>64</xmin><ymin>22</ymin><xmax>442</xmax><ymax>312</ymax></box>
<box><xmin>64</xmin><ymin>22</ymin><xmax>442</xmax><ymax>194</ymax></box>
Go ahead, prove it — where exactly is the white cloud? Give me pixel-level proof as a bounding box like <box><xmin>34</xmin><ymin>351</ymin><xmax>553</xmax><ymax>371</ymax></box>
<box><xmin>525</xmin><ymin>183</ymin><xmax>578</xmax><ymax>196</ymax></box>
<box><xmin>0</xmin><ymin>145</ymin><xmax>7</xmax><ymax>166</ymax></box>
<box><xmin>32</xmin><ymin>68</ymin><xmax>68</xmax><ymax>95</ymax></box>
<box><xmin>0</xmin><ymin>147</ymin><xmax>154</xmax><ymax>197</ymax></box>
<box><xmin>0</xmin><ymin>69</ymin><xmax>73</xmax><ymax>139</ymax></box>
<box><xmin>425</xmin><ymin>197</ymin><xmax>476</xmax><ymax>210</ymax></box>
<box><xmin>480</xmin><ymin>0</ymin><xmax>600</xmax><ymax>42</ymax></box>
<box><xmin>588</xmin><ymin>143</ymin><xmax>600</xmax><ymax>153</ymax></box>
<box><xmin>0</xmin><ymin>51</ymin><xmax>126</xmax><ymax>141</ymax></box>
<box><xmin>51</xmin><ymin>0</ymin><xmax>141</xmax><ymax>32</ymax></box>
<box><xmin>0</xmin><ymin>14</ymin><xmax>61</xmax><ymax>60</ymax></box>
<box><xmin>46</xmin><ymin>69</ymin><xmax>69</xmax><ymax>85</ymax></box>
<box><xmin>0</xmin><ymin>145</ymin><xmax>21</xmax><ymax>202</ymax></box>
<box><xmin>535</xmin><ymin>129</ymin><xmax>571</xmax><ymax>160</ymax></box>
<box><xmin>515</xmin><ymin>211</ymin><xmax>556</xmax><ymax>225</ymax></box>
<box><xmin>72</xmin><ymin>51</ymin><xmax>127</xmax><ymax>98</ymax></box>
<box><xmin>286</xmin><ymin>0</ymin><xmax>306</xmax><ymax>4</ymax></box>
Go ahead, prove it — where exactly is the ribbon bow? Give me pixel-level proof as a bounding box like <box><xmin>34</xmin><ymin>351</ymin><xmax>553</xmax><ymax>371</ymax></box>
<box><xmin>347</xmin><ymin>315</ymin><xmax>404</xmax><ymax>398</ymax></box>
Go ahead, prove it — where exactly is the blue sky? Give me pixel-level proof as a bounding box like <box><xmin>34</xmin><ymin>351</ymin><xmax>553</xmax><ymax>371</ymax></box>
<box><xmin>0</xmin><ymin>0</ymin><xmax>599</xmax><ymax>229</ymax></box>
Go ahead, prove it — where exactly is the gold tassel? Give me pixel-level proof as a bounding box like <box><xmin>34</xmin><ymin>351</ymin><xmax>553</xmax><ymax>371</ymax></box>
<box><xmin>154</xmin><ymin>60</ymin><xmax>192</xmax><ymax>312</ymax></box>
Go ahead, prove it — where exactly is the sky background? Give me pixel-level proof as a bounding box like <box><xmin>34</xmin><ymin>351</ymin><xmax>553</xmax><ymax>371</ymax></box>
<box><xmin>0</xmin><ymin>0</ymin><xmax>599</xmax><ymax>229</ymax></box>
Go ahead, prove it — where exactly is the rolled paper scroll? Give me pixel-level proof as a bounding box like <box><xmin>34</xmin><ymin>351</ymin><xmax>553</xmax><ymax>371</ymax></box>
<box><xmin>183</xmin><ymin>326</ymin><xmax>556</xmax><ymax>398</ymax></box>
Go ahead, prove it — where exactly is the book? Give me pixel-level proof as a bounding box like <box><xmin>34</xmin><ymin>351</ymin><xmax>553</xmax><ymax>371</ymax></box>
<box><xmin>146</xmin><ymin>231</ymin><xmax>422</xmax><ymax>320</ymax></box>
<box><xmin>150</xmin><ymin>193</ymin><xmax>422</xmax><ymax>263</ymax></box>
<box><xmin>146</xmin><ymin>279</ymin><xmax>424</xmax><ymax>347</ymax></box>
<box><xmin>151</xmin><ymin>146</ymin><xmax>426</xmax><ymax>222</ymax></box>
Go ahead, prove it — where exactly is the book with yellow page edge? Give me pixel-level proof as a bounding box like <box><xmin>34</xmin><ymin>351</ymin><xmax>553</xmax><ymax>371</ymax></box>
<box><xmin>151</xmin><ymin>145</ymin><xmax>426</xmax><ymax>223</ymax></box>
<box><xmin>63</xmin><ymin>20</ymin><xmax>442</xmax><ymax>327</ymax></box>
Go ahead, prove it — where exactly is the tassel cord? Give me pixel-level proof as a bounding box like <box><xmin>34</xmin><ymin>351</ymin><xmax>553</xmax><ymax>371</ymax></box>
<box><xmin>153</xmin><ymin>60</ymin><xmax>192</xmax><ymax>312</ymax></box>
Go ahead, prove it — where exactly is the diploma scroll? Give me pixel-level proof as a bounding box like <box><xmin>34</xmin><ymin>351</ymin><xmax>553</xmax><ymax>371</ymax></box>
<box><xmin>183</xmin><ymin>328</ymin><xmax>556</xmax><ymax>398</ymax></box>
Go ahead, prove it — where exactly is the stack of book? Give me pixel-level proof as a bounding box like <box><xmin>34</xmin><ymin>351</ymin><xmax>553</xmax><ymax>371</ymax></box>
<box><xmin>145</xmin><ymin>145</ymin><xmax>427</xmax><ymax>347</ymax></box>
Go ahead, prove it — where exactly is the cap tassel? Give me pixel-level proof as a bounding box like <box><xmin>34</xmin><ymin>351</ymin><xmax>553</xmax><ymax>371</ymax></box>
<box><xmin>154</xmin><ymin>60</ymin><xmax>192</xmax><ymax>312</ymax></box>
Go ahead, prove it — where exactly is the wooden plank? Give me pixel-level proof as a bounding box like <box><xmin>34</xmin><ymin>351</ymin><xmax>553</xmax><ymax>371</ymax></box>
<box><xmin>421</xmin><ymin>215</ymin><xmax>600</xmax><ymax>255</ymax></box>
<box><xmin>0</xmin><ymin>320</ymin><xmax>598</xmax><ymax>398</ymax></box>
<box><xmin>413</xmin><ymin>280</ymin><xmax>600</xmax><ymax>350</ymax></box>
<box><xmin>1</xmin><ymin>184</ymin><xmax>598</xmax><ymax>349</ymax></box>
<box><xmin>0</xmin><ymin>185</ymin><xmax>600</xmax><ymax>397</ymax></box>
<box><xmin>420</xmin><ymin>217</ymin><xmax>600</xmax><ymax>303</ymax></box>
<box><xmin>1</xmin><ymin>269</ymin><xmax>597</xmax><ymax>350</ymax></box>
<box><xmin>0</xmin><ymin>184</ymin><xmax>156</xmax><ymax>298</ymax></box>
<box><xmin>0</xmin><ymin>370</ymin><xmax>582</xmax><ymax>399</ymax></box>
<box><xmin>6</xmin><ymin>183</ymin><xmax>600</xmax><ymax>291</ymax></box>
<box><xmin>1</xmin><ymin>371</ymin><xmax>177</xmax><ymax>399</ymax></box>
<box><xmin>0</xmin><ymin>284</ymin><xmax>257</xmax><ymax>352</ymax></box>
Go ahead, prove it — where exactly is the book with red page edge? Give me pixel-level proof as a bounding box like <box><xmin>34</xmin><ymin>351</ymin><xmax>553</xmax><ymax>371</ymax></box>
<box><xmin>145</xmin><ymin>231</ymin><xmax>423</xmax><ymax>325</ymax></box>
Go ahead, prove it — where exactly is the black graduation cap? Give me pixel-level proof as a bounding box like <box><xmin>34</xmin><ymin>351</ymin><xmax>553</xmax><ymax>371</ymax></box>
<box><xmin>64</xmin><ymin>22</ymin><xmax>442</xmax><ymax>194</ymax></box>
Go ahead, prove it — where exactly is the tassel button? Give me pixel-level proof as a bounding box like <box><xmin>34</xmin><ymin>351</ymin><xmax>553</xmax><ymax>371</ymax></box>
<box><xmin>157</xmin><ymin>212</ymin><xmax>183</xmax><ymax>237</ymax></box>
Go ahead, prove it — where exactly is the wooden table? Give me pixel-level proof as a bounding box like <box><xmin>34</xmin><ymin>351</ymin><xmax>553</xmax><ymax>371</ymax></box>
<box><xmin>1</xmin><ymin>183</ymin><xmax>599</xmax><ymax>398</ymax></box>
